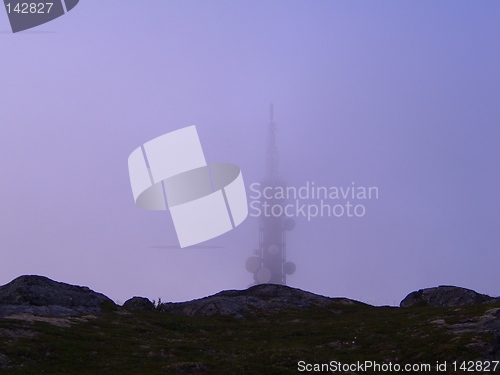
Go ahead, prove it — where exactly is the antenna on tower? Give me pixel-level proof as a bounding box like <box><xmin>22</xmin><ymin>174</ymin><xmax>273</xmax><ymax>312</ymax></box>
<box><xmin>267</xmin><ymin>103</ymin><xmax>278</xmax><ymax>181</ymax></box>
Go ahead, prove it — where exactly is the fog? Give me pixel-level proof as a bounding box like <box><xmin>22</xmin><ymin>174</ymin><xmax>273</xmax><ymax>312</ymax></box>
<box><xmin>0</xmin><ymin>1</ymin><xmax>499</xmax><ymax>306</ymax></box>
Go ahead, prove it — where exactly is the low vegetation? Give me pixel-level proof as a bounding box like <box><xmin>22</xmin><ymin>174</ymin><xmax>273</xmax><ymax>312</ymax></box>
<box><xmin>1</xmin><ymin>299</ymin><xmax>498</xmax><ymax>374</ymax></box>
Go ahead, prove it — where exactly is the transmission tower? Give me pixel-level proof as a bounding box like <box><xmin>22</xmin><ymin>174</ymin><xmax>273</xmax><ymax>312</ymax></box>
<box><xmin>245</xmin><ymin>104</ymin><xmax>296</xmax><ymax>284</ymax></box>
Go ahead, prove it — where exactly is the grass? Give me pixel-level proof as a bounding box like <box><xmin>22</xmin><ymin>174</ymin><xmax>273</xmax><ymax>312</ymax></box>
<box><xmin>0</xmin><ymin>300</ymin><xmax>498</xmax><ymax>374</ymax></box>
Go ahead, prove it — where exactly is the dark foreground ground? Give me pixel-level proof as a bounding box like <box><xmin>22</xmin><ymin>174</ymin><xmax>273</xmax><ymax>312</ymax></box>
<box><xmin>1</xmin><ymin>298</ymin><xmax>499</xmax><ymax>374</ymax></box>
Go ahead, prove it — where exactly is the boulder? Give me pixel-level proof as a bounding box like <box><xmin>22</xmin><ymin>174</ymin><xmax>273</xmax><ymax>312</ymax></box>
<box><xmin>123</xmin><ymin>297</ymin><xmax>155</xmax><ymax>312</ymax></box>
<box><xmin>0</xmin><ymin>275</ymin><xmax>115</xmax><ymax>317</ymax></box>
<box><xmin>400</xmin><ymin>285</ymin><xmax>494</xmax><ymax>307</ymax></box>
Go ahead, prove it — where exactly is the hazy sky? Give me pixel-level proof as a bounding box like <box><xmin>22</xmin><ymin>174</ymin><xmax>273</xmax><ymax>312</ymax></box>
<box><xmin>1</xmin><ymin>1</ymin><xmax>499</xmax><ymax>306</ymax></box>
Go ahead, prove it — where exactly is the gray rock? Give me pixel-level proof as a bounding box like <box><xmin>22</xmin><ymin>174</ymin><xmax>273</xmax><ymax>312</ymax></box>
<box><xmin>158</xmin><ymin>283</ymin><xmax>359</xmax><ymax>318</ymax></box>
<box><xmin>400</xmin><ymin>285</ymin><xmax>495</xmax><ymax>307</ymax></box>
<box><xmin>123</xmin><ymin>297</ymin><xmax>155</xmax><ymax>311</ymax></box>
<box><xmin>0</xmin><ymin>275</ymin><xmax>115</xmax><ymax>317</ymax></box>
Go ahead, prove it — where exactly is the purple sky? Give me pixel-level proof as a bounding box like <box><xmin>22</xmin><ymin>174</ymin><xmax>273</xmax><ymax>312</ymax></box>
<box><xmin>1</xmin><ymin>1</ymin><xmax>499</xmax><ymax>306</ymax></box>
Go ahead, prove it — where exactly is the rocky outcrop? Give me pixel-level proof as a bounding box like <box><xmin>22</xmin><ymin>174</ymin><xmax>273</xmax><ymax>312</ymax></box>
<box><xmin>430</xmin><ymin>307</ymin><xmax>500</xmax><ymax>359</ymax></box>
<box><xmin>158</xmin><ymin>283</ymin><xmax>359</xmax><ymax>318</ymax></box>
<box><xmin>400</xmin><ymin>286</ymin><xmax>496</xmax><ymax>307</ymax></box>
<box><xmin>0</xmin><ymin>275</ymin><xmax>115</xmax><ymax>317</ymax></box>
<box><xmin>123</xmin><ymin>297</ymin><xmax>155</xmax><ymax>311</ymax></box>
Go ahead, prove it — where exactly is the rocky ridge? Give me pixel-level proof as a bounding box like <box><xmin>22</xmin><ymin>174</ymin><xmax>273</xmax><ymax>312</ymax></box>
<box><xmin>156</xmin><ymin>283</ymin><xmax>359</xmax><ymax>318</ymax></box>
<box><xmin>1</xmin><ymin>275</ymin><xmax>499</xmax><ymax>318</ymax></box>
